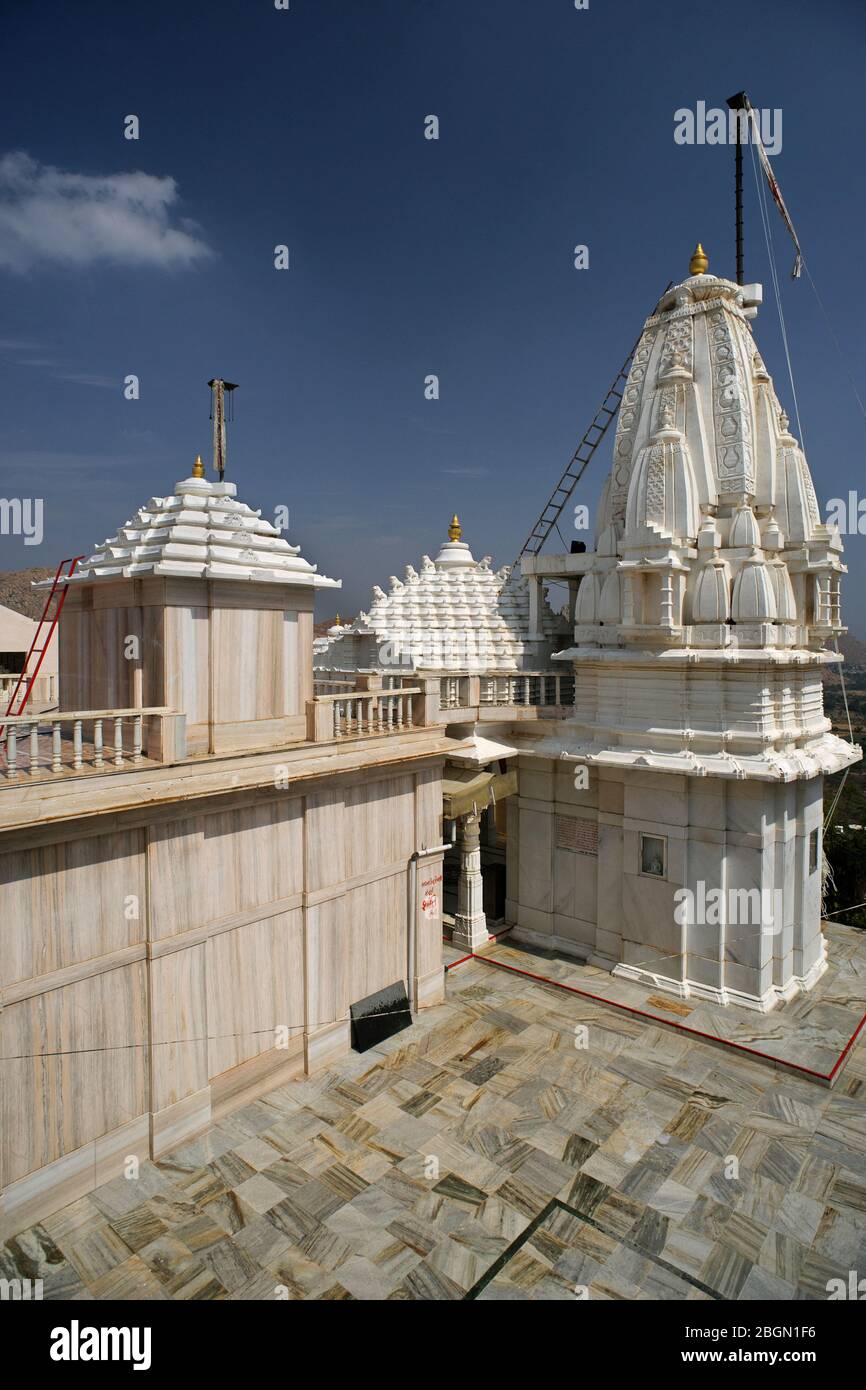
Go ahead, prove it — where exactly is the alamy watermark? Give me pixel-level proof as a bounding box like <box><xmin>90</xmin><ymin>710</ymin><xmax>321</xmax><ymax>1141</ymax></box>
<box><xmin>674</xmin><ymin>102</ymin><xmax>782</xmax><ymax>156</ymax></box>
<box><xmin>0</xmin><ymin>497</ymin><xmax>43</xmax><ymax>546</ymax></box>
<box><xmin>0</xmin><ymin>1276</ymin><xmax>43</xmax><ymax>1300</ymax></box>
<box><xmin>826</xmin><ymin>492</ymin><xmax>866</xmax><ymax>536</ymax></box>
<box><xmin>675</xmin><ymin>882</ymin><xmax>783</xmax><ymax>934</ymax></box>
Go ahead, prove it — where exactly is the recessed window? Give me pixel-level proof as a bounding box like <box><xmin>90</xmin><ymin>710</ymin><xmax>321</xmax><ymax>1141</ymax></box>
<box><xmin>809</xmin><ymin>828</ymin><xmax>819</xmax><ymax>875</ymax></box>
<box><xmin>640</xmin><ymin>833</ymin><xmax>666</xmax><ymax>879</ymax></box>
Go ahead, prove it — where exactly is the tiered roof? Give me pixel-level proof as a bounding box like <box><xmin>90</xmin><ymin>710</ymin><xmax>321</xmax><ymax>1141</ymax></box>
<box><xmin>54</xmin><ymin>466</ymin><xmax>339</xmax><ymax>589</ymax></box>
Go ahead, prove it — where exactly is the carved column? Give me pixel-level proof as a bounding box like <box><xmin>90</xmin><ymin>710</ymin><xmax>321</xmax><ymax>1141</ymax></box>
<box><xmin>527</xmin><ymin>575</ymin><xmax>544</xmax><ymax>641</ymax></box>
<box><xmin>451</xmin><ymin>811</ymin><xmax>490</xmax><ymax>951</ymax></box>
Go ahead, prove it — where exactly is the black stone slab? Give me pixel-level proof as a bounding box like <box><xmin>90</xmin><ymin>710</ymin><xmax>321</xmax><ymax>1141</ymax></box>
<box><xmin>349</xmin><ymin>980</ymin><xmax>412</xmax><ymax>1053</ymax></box>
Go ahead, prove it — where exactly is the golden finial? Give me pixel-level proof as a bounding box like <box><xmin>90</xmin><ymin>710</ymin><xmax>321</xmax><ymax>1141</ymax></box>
<box><xmin>689</xmin><ymin>242</ymin><xmax>709</xmax><ymax>276</ymax></box>
<box><xmin>448</xmin><ymin>513</ymin><xmax>462</xmax><ymax>542</ymax></box>
<box><xmin>335</xmin><ymin>613</ymin><xmax>342</xmax><ymax>626</ymax></box>
<box><xmin>192</xmin><ymin>453</ymin><xmax>205</xmax><ymax>479</ymax></box>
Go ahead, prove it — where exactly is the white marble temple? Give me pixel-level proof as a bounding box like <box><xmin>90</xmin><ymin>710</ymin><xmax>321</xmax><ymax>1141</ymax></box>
<box><xmin>510</xmin><ymin>247</ymin><xmax>862</xmax><ymax>1010</ymax></box>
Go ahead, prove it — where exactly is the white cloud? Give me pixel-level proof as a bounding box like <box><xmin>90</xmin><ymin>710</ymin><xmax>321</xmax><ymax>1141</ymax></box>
<box><xmin>0</xmin><ymin>152</ymin><xmax>213</xmax><ymax>272</ymax></box>
<box><xmin>51</xmin><ymin>371</ymin><xmax>116</xmax><ymax>389</ymax></box>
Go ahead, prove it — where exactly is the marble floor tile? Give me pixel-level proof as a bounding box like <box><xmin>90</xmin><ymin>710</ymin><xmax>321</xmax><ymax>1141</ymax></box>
<box><xmin>61</xmin><ymin>1223</ymin><xmax>135</xmax><ymax>1283</ymax></box>
<box><xmin>6</xmin><ymin>932</ymin><xmax>866</xmax><ymax>1302</ymax></box>
<box><xmin>233</xmin><ymin>1173</ymin><xmax>290</xmax><ymax>1218</ymax></box>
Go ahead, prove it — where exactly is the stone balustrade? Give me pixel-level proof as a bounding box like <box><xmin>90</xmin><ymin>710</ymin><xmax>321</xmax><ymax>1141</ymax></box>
<box><xmin>439</xmin><ymin>670</ymin><xmax>575</xmax><ymax>712</ymax></box>
<box><xmin>307</xmin><ymin>684</ymin><xmax>423</xmax><ymax>741</ymax></box>
<box><xmin>312</xmin><ymin>675</ymin><xmax>357</xmax><ymax>696</ymax></box>
<box><xmin>0</xmin><ymin>707</ymin><xmax>184</xmax><ymax>780</ymax></box>
<box><xmin>0</xmin><ymin>671</ymin><xmax>58</xmax><ymax>707</ymax></box>
<box><xmin>312</xmin><ymin>668</ymin><xmax>574</xmax><ymax>723</ymax></box>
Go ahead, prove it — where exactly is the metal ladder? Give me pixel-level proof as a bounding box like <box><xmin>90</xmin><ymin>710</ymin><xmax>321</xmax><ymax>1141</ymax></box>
<box><xmin>1</xmin><ymin>555</ymin><xmax>84</xmax><ymax>735</ymax></box>
<box><xmin>517</xmin><ymin>285</ymin><xmax>671</xmax><ymax>559</ymax></box>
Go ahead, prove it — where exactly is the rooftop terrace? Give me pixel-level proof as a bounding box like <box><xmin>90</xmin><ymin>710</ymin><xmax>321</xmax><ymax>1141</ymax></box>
<box><xmin>4</xmin><ymin>926</ymin><xmax>865</xmax><ymax>1300</ymax></box>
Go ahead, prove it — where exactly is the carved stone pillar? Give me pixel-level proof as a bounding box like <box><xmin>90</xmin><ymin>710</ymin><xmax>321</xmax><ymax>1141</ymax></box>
<box><xmin>526</xmin><ymin>575</ymin><xmax>544</xmax><ymax>641</ymax></box>
<box><xmin>451</xmin><ymin>811</ymin><xmax>490</xmax><ymax>950</ymax></box>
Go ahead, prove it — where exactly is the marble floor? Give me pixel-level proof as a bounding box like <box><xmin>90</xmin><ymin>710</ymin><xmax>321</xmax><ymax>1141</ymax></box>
<box><xmin>446</xmin><ymin>923</ymin><xmax>866</xmax><ymax>1086</ymax></box>
<box><xmin>3</xmin><ymin>947</ymin><xmax>866</xmax><ymax>1301</ymax></box>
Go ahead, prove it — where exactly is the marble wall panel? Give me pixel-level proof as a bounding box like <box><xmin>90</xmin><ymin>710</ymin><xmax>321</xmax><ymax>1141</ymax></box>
<box><xmin>0</xmin><ymin>962</ymin><xmax>148</xmax><ymax>1186</ymax></box>
<box><xmin>213</xmin><ymin>607</ymin><xmax>290</xmax><ymax>722</ymax></box>
<box><xmin>343</xmin><ymin>873</ymin><xmax>406</xmax><ymax>1007</ymax></box>
<box><xmin>414</xmin><ymin>765</ymin><xmax>442</xmax><ymax>850</ymax></box>
<box><xmin>596</xmin><ymin>820</ymin><xmax>623</xmax><ymax>943</ymax></box>
<box><xmin>726</xmin><ymin>780</ymin><xmax>770</xmax><ymax>837</ymax></box>
<box><xmin>297</xmin><ymin>611</ymin><xmax>314</xmax><ymax>707</ymax></box>
<box><xmin>206</xmin><ymin>908</ymin><xmax>304</xmax><ymax>1078</ymax></box>
<box><xmin>0</xmin><ymin>829</ymin><xmax>145</xmax><ymax>986</ymax></box>
<box><xmin>345</xmin><ymin>775</ymin><xmax>414</xmax><ymax>879</ymax></box>
<box><xmin>416</xmin><ymin>856</ymin><xmax>443</xmax><ymax>980</ymax></box>
<box><xmin>518</xmin><ymin>757</ymin><xmax>556</xmax><ymax>803</ymax></box>
<box><xmin>518</xmin><ymin>807</ymin><xmax>553</xmax><ymax>914</ymax></box>
<box><xmin>688</xmin><ymin>779</ymin><xmax>726</xmax><ymax>832</ymax></box>
<box><xmin>305</xmin><ymin>895</ymin><xmax>345</xmax><ymax>1034</ymax></box>
<box><xmin>552</xmin><ymin>844</ymin><xmax>598</xmax><ymax>926</ymax></box>
<box><xmin>148</xmin><ymin>797</ymin><xmax>304</xmax><ymax>939</ymax></box>
<box><xmin>554</xmin><ymin>763</ymin><xmax>598</xmax><ymax>809</ymax></box>
<box><xmin>621</xmin><ymin>869</ymin><xmax>683</xmax><ymax>957</ymax></box>
<box><xmin>163</xmin><ymin>605</ymin><xmax>209</xmax><ymax>727</ymax></box>
<box><xmin>148</xmin><ymin>945</ymin><xmax>208</xmax><ymax>1112</ymax></box>
<box><xmin>305</xmin><ymin>788</ymin><xmax>346</xmax><ymax>894</ymax></box>
<box><xmin>0</xmin><ymin>760</ymin><xmax>443</xmax><ymax>1212</ymax></box>
<box><xmin>597</xmin><ymin>772</ymin><xmax>624</xmax><ymax>815</ymax></box>
<box><xmin>624</xmin><ymin>774</ymin><xmax>689</xmax><ymax>829</ymax></box>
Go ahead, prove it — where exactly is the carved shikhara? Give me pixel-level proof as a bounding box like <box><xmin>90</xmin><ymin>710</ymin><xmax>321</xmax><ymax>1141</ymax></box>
<box><xmin>509</xmin><ymin>259</ymin><xmax>861</xmax><ymax>1016</ymax></box>
<box><xmin>610</xmin><ymin>326</ymin><xmax>658</xmax><ymax>523</ymax></box>
<box><xmin>708</xmin><ymin>305</ymin><xmax>755</xmax><ymax>497</ymax></box>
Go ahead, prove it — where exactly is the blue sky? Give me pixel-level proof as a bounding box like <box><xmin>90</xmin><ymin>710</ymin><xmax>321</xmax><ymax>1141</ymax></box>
<box><xmin>1</xmin><ymin>0</ymin><xmax>864</xmax><ymax>630</ymax></box>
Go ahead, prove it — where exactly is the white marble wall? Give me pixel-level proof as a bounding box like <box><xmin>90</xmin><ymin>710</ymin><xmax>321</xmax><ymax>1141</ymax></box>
<box><xmin>0</xmin><ymin>760</ymin><xmax>444</xmax><ymax>1238</ymax></box>
<box><xmin>59</xmin><ymin>578</ymin><xmax>314</xmax><ymax>754</ymax></box>
<box><xmin>509</xmin><ymin>755</ymin><xmax>826</xmax><ymax>1011</ymax></box>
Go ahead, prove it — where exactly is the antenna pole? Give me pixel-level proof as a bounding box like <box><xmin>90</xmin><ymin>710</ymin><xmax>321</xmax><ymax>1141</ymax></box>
<box><xmin>726</xmin><ymin>91</ymin><xmax>749</xmax><ymax>286</ymax></box>
<box><xmin>207</xmin><ymin>378</ymin><xmax>238</xmax><ymax>481</ymax></box>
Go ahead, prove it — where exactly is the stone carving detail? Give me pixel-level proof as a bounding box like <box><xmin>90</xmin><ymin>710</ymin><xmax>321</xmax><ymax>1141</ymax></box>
<box><xmin>645</xmin><ymin>294</ymin><xmax>737</xmax><ymax>327</ymax></box>
<box><xmin>800</xmin><ymin>457</ymin><xmax>820</xmax><ymax>527</ymax></box>
<box><xmin>656</xmin><ymin>385</ymin><xmax>678</xmax><ymax>433</ymax></box>
<box><xmin>662</xmin><ymin>314</ymin><xmax>693</xmax><ymax>374</ymax></box>
<box><xmin>610</xmin><ymin>327</ymin><xmax>658</xmax><ymax>523</ymax></box>
<box><xmin>752</xmin><ymin>348</ymin><xmax>770</xmax><ymax>382</ymax></box>
<box><xmin>644</xmin><ymin>444</ymin><xmax>666</xmax><ymax>526</ymax></box>
<box><xmin>709</xmin><ymin>307</ymin><xmax>755</xmax><ymax>493</ymax></box>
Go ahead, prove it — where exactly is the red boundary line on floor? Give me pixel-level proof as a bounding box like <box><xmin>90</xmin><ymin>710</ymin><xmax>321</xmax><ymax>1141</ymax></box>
<box><xmin>445</xmin><ymin>945</ymin><xmax>866</xmax><ymax>1086</ymax></box>
<box><xmin>443</xmin><ymin>923</ymin><xmax>513</xmax><ymax>970</ymax></box>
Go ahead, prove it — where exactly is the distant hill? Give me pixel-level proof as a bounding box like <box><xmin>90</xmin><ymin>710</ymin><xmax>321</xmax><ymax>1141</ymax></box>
<box><xmin>0</xmin><ymin>567</ymin><xmax>55</xmax><ymax>621</ymax></box>
<box><xmin>839</xmin><ymin>633</ymin><xmax>866</xmax><ymax>664</ymax></box>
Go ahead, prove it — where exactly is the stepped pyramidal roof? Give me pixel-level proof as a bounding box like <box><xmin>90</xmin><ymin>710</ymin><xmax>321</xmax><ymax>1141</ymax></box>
<box><xmin>50</xmin><ymin>466</ymin><xmax>339</xmax><ymax>590</ymax></box>
<box><xmin>315</xmin><ymin>516</ymin><xmax>564</xmax><ymax>672</ymax></box>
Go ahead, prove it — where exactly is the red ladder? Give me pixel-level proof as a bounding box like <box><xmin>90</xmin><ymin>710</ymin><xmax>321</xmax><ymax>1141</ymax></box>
<box><xmin>1</xmin><ymin>555</ymin><xmax>84</xmax><ymax>731</ymax></box>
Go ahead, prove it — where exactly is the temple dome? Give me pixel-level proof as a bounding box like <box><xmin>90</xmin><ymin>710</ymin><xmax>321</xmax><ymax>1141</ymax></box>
<box><xmin>732</xmin><ymin>553</ymin><xmax>777</xmax><ymax>622</ymax></box>
<box><xmin>315</xmin><ymin>518</ymin><xmax>565</xmax><ymax>672</ymax></box>
<box><xmin>692</xmin><ymin>557</ymin><xmax>731</xmax><ymax>623</ymax></box>
<box><xmin>729</xmin><ymin>503</ymin><xmax>762</xmax><ymax>548</ymax></box>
